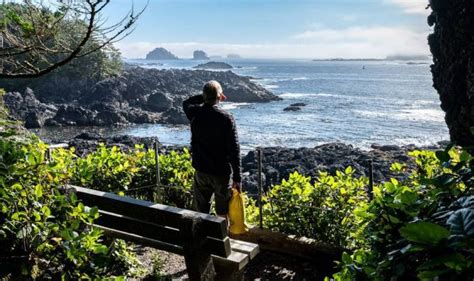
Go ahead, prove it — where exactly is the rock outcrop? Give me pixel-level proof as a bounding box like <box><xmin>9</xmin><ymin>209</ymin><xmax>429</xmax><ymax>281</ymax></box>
<box><xmin>145</xmin><ymin>48</ymin><xmax>179</xmax><ymax>60</ymax></box>
<box><xmin>428</xmin><ymin>0</ymin><xmax>474</xmax><ymax>147</ymax></box>
<box><xmin>3</xmin><ymin>67</ymin><xmax>281</xmax><ymax>128</ymax></box>
<box><xmin>4</xmin><ymin>88</ymin><xmax>57</xmax><ymax>128</ymax></box>
<box><xmin>193</xmin><ymin>50</ymin><xmax>210</xmax><ymax>60</ymax></box>
<box><xmin>193</xmin><ymin>62</ymin><xmax>233</xmax><ymax>70</ymax></box>
<box><xmin>241</xmin><ymin>142</ymin><xmax>443</xmax><ymax>194</ymax></box>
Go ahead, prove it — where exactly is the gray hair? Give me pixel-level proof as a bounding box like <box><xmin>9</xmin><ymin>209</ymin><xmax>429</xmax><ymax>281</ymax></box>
<box><xmin>202</xmin><ymin>80</ymin><xmax>223</xmax><ymax>104</ymax></box>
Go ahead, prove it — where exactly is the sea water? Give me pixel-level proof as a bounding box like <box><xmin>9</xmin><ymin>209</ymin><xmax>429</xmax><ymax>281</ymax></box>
<box><xmin>119</xmin><ymin>58</ymin><xmax>448</xmax><ymax>151</ymax></box>
<box><xmin>34</xmin><ymin>59</ymin><xmax>449</xmax><ymax>151</ymax></box>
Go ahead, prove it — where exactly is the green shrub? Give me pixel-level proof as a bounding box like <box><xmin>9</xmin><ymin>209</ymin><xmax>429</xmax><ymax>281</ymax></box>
<box><xmin>246</xmin><ymin>167</ymin><xmax>369</xmax><ymax>249</ymax></box>
<box><xmin>69</xmin><ymin>144</ymin><xmax>194</xmax><ymax>208</ymax></box>
<box><xmin>0</xmin><ymin>139</ymin><xmax>144</xmax><ymax>279</ymax></box>
<box><xmin>330</xmin><ymin>147</ymin><xmax>474</xmax><ymax>280</ymax></box>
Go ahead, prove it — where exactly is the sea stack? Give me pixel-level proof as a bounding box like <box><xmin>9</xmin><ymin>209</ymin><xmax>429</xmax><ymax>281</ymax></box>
<box><xmin>193</xmin><ymin>50</ymin><xmax>210</xmax><ymax>60</ymax></box>
<box><xmin>145</xmin><ymin>47</ymin><xmax>179</xmax><ymax>60</ymax></box>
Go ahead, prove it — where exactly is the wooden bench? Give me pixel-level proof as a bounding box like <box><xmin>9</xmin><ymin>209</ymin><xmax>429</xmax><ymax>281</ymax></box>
<box><xmin>64</xmin><ymin>185</ymin><xmax>259</xmax><ymax>281</ymax></box>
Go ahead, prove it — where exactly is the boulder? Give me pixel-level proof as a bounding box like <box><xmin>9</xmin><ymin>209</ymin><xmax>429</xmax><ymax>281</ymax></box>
<box><xmin>53</xmin><ymin>105</ymin><xmax>95</xmax><ymax>126</ymax></box>
<box><xmin>3</xmin><ymin>89</ymin><xmax>57</xmax><ymax>128</ymax></box>
<box><xmin>290</xmin><ymin>103</ymin><xmax>307</xmax><ymax>107</ymax></box>
<box><xmin>147</xmin><ymin>92</ymin><xmax>173</xmax><ymax>112</ymax></box>
<box><xmin>283</xmin><ymin>106</ymin><xmax>302</xmax><ymax>112</ymax></box>
<box><xmin>161</xmin><ymin>107</ymin><xmax>188</xmax><ymax>124</ymax></box>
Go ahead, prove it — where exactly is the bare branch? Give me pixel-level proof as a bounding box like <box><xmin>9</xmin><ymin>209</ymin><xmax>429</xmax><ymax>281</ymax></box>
<box><xmin>0</xmin><ymin>0</ymin><xmax>146</xmax><ymax>79</ymax></box>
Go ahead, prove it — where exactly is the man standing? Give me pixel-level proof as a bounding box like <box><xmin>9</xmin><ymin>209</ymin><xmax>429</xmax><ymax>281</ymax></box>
<box><xmin>183</xmin><ymin>80</ymin><xmax>241</xmax><ymax>220</ymax></box>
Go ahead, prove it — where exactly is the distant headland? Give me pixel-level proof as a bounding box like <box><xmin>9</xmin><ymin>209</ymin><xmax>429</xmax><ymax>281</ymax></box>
<box><xmin>313</xmin><ymin>54</ymin><xmax>431</xmax><ymax>62</ymax></box>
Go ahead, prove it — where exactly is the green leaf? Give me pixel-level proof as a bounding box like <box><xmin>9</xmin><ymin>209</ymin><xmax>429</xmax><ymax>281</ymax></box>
<box><xmin>447</xmin><ymin>207</ymin><xmax>474</xmax><ymax>237</ymax></box>
<box><xmin>41</xmin><ymin>206</ymin><xmax>51</xmax><ymax>217</ymax></box>
<box><xmin>400</xmin><ymin>222</ymin><xmax>449</xmax><ymax>245</ymax></box>
<box><xmin>400</xmin><ymin>190</ymin><xmax>417</xmax><ymax>205</ymax></box>
<box><xmin>434</xmin><ymin>174</ymin><xmax>455</xmax><ymax>187</ymax></box>
<box><xmin>435</xmin><ymin>150</ymin><xmax>450</xmax><ymax>162</ymax></box>
<box><xmin>344</xmin><ymin>166</ymin><xmax>353</xmax><ymax>175</ymax></box>
<box><xmin>341</xmin><ymin>252</ymin><xmax>352</xmax><ymax>264</ymax></box>
<box><xmin>35</xmin><ymin>184</ymin><xmax>43</xmax><ymax>198</ymax></box>
<box><xmin>16</xmin><ymin>225</ymin><xmax>32</xmax><ymax>239</ymax></box>
<box><xmin>460</xmin><ymin>150</ymin><xmax>471</xmax><ymax>162</ymax></box>
<box><xmin>417</xmin><ymin>270</ymin><xmax>449</xmax><ymax>280</ymax></box>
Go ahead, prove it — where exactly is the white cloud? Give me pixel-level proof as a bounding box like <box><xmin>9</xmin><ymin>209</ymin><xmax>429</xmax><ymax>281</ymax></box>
<box><xmin>388</xmin><ymin>0</ymin><xmax>430</xmax><ymax>15</ymax></box>
<box><xmin>291</xmin><ymin>25</ymin><xmax>429</xmax><ymax>58</ymax></box>
<box><xmin>116</xmin><ymin>26</ymin><xmax>430</xmax><ymax>59</ymax></box>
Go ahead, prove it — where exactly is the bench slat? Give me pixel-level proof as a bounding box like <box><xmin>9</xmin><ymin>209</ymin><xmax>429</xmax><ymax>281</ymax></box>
<box><xmin>212</xmin><ymin>251</ymin><xmax>249</xmax><ymax>271</ymax></box>
<box><xmin>98</xmin><ymin>226</ymin><xmax>184</xmax><ymax>255</ymax></box>
<box><xmin>230</xmin><ymin>239</ymin><xmax>260</xmax><ymax>260</ymax></box>
<box><xmin>67</xmin><ymin>185</ymin><xmax>227</xmax><ymax>239</ymax></box>
<box><xmin>96</xmin><ymin>210</ymin><xmax>232</xmax><ymax>257</ymax></box>
<box><xmin>96</xmin><ymin>211</ymin><xmax>181</xmax><ymax>245</ymax></box>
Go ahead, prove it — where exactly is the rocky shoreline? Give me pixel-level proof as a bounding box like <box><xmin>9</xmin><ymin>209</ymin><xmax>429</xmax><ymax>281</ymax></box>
<box><xmin>50</xmin><ymin>133</ymin><xmax>446</xmax><ymax>195</ymax></box>
<box><xmin>3</xmin><ymin>66</ymin><xmax>280</xmax><ymax>128</ymax></box>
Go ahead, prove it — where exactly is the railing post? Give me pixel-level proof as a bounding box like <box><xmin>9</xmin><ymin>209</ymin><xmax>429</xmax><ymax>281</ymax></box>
<box><xmin>257</xmin><ymin>148</ymin><xmax>264</xmax><ymax>229</ymax></box>
<box><xmin>368</xmin><ymin>159</ymin><xmax>374</xmax><ymax>201</ymax></box>
<box><xmin>154</xmin><ymin>142</ymin><xmax>161</xmax><ymax>202</ymax></box>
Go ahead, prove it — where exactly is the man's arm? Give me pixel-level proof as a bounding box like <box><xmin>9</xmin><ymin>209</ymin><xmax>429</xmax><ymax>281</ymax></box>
<box><xmin>183</xmin><ymin>95</ymin><xmax>204</xmax><ymax>121</ymax></box>
<box><xmin>227</xmin><ymin>116</ymin><xmax>242</xmax><ymax>187</ymax></box>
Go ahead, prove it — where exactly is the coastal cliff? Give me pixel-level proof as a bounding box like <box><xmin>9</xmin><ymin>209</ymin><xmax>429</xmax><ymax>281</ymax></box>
<box><xmin>3</xmin><ymin>66</ymin><xmax>280</xmax><ymax>128</ymax></box>
<box><xmin>428</xmin><ymin>0</ymin><xmax>474</xmax><ymax>147</ymax></box>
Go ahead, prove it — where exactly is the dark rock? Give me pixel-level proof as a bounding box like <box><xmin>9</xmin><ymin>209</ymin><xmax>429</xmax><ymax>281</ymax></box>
<box><xmin>75</xmin><ymin>132</ymin><xmax>101</xmax><ymax>140</ymax></box>
<box><xmin>428</xmin><ymin>0</ymin><xmax>474</xmax><ymax>147</ymax></box>
<box><xmin>161</xmin><ymin>107</ymin><xmax>188</xmax><ymax>124</ymax></box>
<box><xmin>3</xmin><ymin>88</ymin><xmax>57</xmax><ymax>128</ymax></box>
<box><xmin>239</xmin><ymin>142</ymin><xmax>442</xmax><ymax>195</ymax></box>
<box><xmin>3</xmin><ymin>67</ymin><xmax>280</xmax><ymax>127</ymax></box>
<box><xmin>193</xmin><ymin>62</ymin><xmax>233</xmax><ymax>69</ymax></box>
<box><xmin>67</xmin><ymin>134</ymin><xmax>160</xmax><ymax>156</ymax></box>
<box><xmin>145</xmin><ymin>47</ymin><xmax>179</xmax><ymax>60</ymax></box>
<box><xmin>147</xmin><ymin>92</ymin><xmax>173</xmax><ymax>112</ymax></box>
<box><xmin>290</xmin><ymin>103</ymin><xmax>307</xmax><ymax>107</ymax></box>
<box><xmin>283</xmin><ymin>106</ymin><xmax>302</xmax><ymax>112</ymax></box>
<box><xmin>53</xmin><ymin>105</ymin><xmax>95</xmax><ymax>126</ymax></box>
<box><xmin>193</xmin><ymin>50</ymin><xmax>210</xmax><ymax>60</ymax></box>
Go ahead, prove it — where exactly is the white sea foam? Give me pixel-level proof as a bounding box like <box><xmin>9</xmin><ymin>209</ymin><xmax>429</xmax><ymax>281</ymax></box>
<box><xmin>292</xmin><ymin>77</ymin><xmax>309</xmax><ymax>81</ymax></box>
<box><xmin>221</xmin><ymin>102</ymin><xmax>250</xmax><ymax>110</ymax></box>
<box><xmin>264</xmin><ymin>84</ymin><xmax>280</xmax><ymax>89</ymax></box>
<box><xmin>354</xmin><ymin>109</ymin><xmax>445</xmax><ymax>122</ymax></box>
<box><xmin>393</xmin><ymin>109</ymin><xmax>445</xmax><ymax>122</ymax></box>
<box><xmin>279</xmin><ymin>92</ymin><xmax>338</xmax><ymax>98</ymax></box>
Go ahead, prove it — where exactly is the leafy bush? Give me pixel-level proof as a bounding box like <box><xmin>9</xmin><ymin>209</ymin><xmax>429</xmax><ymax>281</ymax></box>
<box><xmin>246</xmin><ymin>167</ymin><xmax>369</xmax><ymax>248</ymax></box>
<box><xmin>330</xmin><ymin>147</ymin><xmax>474</xmax><ymax>280</ymax></box>
<box><xmin>70</xmin><ymin>144</ymin><xmax>194</xmax><ymax>208</ymax></box>
<box><xmin>0</xmin><ymin>139</ymin><xmax>144</xmax><ymax>279</ymax></box>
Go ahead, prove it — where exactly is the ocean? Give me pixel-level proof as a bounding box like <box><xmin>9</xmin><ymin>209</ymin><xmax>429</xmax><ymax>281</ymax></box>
<box><xmin>35</xmin><ymin>58</ymin><xmax>450</xmax><ymax>151</ymax></box>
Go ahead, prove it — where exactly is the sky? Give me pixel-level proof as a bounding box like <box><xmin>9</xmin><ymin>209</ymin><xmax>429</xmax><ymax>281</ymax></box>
<box><xmin>102</xmin><ymin>0</ymin><xmax>433</xmax><ymax>59</ymax></box>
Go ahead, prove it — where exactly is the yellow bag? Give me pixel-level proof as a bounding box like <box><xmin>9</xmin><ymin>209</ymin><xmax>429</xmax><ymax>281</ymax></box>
<box><xmin>228</xmin><ymin>188</ymin><xmax>248</xmax><ymax>235</ymax></box>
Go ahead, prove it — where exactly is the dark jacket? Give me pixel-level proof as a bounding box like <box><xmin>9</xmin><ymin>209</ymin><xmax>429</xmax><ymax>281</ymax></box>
<box><xmin>183</xmin><ymin>95</ymin><xmax>242</xmax><ymax>182</ymax></box>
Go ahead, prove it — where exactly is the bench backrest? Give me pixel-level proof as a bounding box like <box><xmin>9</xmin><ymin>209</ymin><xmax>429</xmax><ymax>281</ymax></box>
<box><xmin>65</xmin><ymin>185</ymin><xmax>231</xmax><ymax>258</ymax></box>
